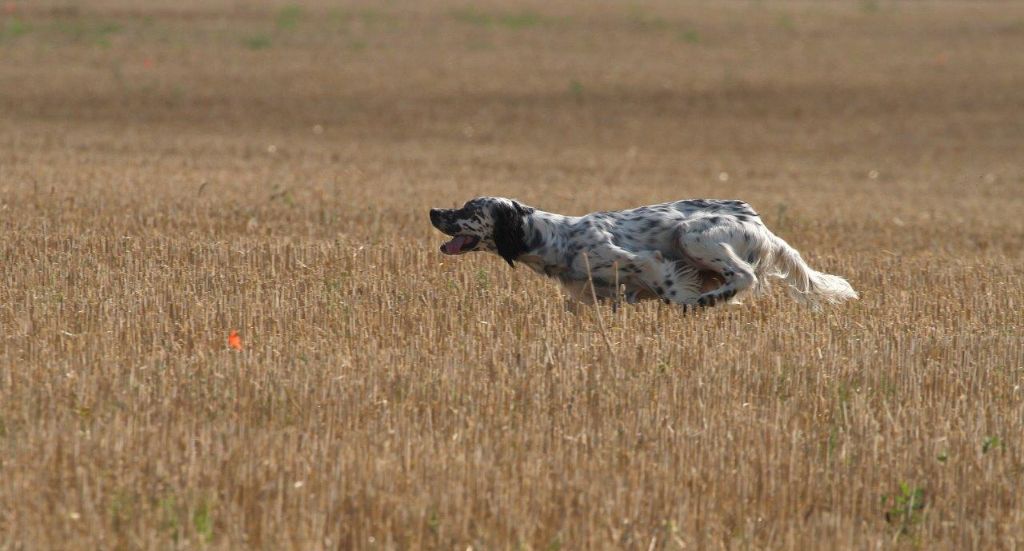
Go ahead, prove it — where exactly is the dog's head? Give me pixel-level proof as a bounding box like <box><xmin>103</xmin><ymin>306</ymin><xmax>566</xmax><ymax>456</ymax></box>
<box><xmin>429</xmin><ymin>197</ymin><xmax>534</xmax><ymax>267</ymax></box>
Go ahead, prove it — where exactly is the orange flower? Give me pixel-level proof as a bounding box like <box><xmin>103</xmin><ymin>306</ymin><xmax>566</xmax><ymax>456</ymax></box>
<box><xmin>228</xmin><ymin>330</ymin><xmax>243</xmax><ymax>350</ymax></box>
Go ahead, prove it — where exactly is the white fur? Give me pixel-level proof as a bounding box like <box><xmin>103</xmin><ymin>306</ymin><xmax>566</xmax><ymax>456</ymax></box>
<box><xmin>432</xmin><ymin>197</ymin><xmax>857</xmax><ymax>309</ymax></box>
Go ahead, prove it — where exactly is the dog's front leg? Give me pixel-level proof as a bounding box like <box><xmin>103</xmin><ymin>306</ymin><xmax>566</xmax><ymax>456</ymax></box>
<box><xmin>559</xmin><ymin>279</ymin><xmax>598</xmax><ymax>306</ymax></box>
<box><xmin>623</xmin><ymin>251</ymin><xmax>706</xmax><ymax>306</ymax></box>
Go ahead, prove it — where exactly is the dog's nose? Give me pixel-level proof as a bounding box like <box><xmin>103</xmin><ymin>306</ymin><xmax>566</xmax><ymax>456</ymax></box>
<box><xmin>429</xmin><ymin>209</ymin><xmax>443</xmax><ymax>224</ymax></box>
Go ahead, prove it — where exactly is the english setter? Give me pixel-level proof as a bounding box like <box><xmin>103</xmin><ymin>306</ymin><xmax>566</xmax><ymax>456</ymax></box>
<box><xmin>429</xmin><ymin>197</ymin><xmax>857</xmax><ymax>308</ymax></box>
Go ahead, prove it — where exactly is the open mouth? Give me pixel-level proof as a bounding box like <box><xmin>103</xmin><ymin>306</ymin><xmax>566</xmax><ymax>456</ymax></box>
<box><xmin>440</xmin><ymin>235</ymin><xmax>480</xmax><ymax>255</ymax></box>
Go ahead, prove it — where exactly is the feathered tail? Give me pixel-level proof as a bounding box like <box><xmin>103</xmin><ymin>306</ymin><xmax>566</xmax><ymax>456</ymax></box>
<box><xmin>771</xmin><ymin>236</ymin><xmax>858</xmax><ymax>307</ymax></box>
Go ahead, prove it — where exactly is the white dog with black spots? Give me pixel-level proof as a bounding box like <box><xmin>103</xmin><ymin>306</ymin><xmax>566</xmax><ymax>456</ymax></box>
<box><xmin>429</xmin><ymin>197</ymin><xmax>857</xmax><ymax>309</ymax></box>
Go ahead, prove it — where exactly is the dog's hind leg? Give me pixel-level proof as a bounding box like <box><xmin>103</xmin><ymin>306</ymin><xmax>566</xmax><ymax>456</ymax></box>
<box><xmin>676</xmin><ymin>230</ymin><xmax>757</xmax><ymax>307</ymax></box>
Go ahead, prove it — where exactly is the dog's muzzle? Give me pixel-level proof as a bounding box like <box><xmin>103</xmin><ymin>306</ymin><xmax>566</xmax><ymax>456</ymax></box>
<box><xmin>429</xmin><ymin>208</ymin><xmax>446</xmax><ymax>229</ymax></box>
<box><xmin>429</xmin><ymin>208</ymin><xmax>480</xmax><ymax>255</ymax></box>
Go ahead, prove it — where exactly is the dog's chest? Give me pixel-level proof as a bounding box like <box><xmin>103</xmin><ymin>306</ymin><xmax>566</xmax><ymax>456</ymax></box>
<box><xmin>518</xmin><ymin>254</ymin><xmax>577</xmax><ymax>280</ymax></box>
<box><xmin>518</xmin><ymin>254</ymin><xmax>640</xmax><ymax>296</ymax></box>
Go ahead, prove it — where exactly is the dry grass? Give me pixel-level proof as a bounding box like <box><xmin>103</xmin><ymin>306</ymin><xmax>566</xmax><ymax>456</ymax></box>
<box><xmin>1</xmin><ymin>1</ymin><xmax>1023</xmax><ymax>549</ymax></box>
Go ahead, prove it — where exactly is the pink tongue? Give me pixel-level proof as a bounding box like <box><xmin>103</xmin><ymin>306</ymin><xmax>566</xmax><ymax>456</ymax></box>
<box><xmin>442</xmin><ymin>235</ymin><xmax>473</xmax><ymax>255</ymax></box>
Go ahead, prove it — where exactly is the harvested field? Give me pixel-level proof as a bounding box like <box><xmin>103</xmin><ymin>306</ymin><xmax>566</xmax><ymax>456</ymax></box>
<box><xmin>1</xmin><ymin>1</ymin><xmax>1023</xmax><ymax>548</ymax></box>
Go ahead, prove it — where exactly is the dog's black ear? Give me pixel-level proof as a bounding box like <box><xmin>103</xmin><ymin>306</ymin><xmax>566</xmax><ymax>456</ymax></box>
<box><xmin>493</xmin><ymin>201</ymin><xmax>531</xmax><ymax>267</ymax></box>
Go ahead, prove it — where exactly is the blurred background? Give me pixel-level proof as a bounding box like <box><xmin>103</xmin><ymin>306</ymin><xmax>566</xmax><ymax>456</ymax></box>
<box><xmin>3</xmin><ymin>0</ymin><xmax>1021</xmax><ymax>219</ymax></box>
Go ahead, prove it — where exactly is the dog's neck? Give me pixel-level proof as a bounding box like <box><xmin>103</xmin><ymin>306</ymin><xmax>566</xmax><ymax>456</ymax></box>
<box><xmin>516</xmin><ymin>209</ymin><xmax>581</xmax><ymax>277</ymax></box>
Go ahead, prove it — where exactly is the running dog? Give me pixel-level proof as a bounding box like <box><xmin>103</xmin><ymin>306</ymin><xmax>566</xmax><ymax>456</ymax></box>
<box><xmin>429</xmin><ymin>197</ymin><xmax>857</xmax><ymax>308</ymax></box>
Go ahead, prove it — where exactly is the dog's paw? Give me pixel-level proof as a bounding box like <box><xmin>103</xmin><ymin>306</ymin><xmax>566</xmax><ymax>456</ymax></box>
<box><xmin>696</xmin><ymin>288</ymin><xmax>738</xmax><ymax>307</ymax></box>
